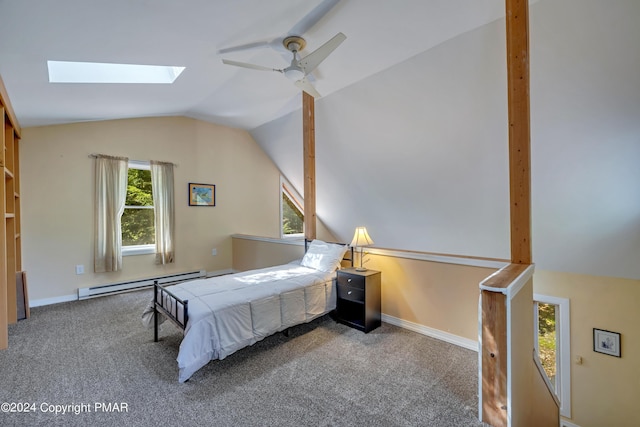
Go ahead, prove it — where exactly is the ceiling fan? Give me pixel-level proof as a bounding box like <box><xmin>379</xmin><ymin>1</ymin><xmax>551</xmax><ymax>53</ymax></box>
<box><xmin>221</xmin><ymin>32</ymin><xmax>346</xmax><ymax>98</ymax></box>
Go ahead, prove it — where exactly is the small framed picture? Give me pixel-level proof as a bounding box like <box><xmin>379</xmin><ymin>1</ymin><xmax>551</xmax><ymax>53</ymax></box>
<box><xmin>189</xmin><ymin>183</ymin><xmax>216</xmax><ymax>206</ymax></box>
<box><xmin>593</xmin><ymin>328</ymin><xmax>621</xmax><ymax>357</ymax></box>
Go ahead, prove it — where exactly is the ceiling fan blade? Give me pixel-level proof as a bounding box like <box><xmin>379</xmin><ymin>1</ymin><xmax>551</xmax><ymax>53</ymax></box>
<box><xmin>218</xmin><ymin>40</ymin><xmax>273</xmax><ymax>55</ymax></box>
<box><xmin>288</xmin><ymin>0</ymin><xmax>341</xmax><ymax>37</ymax></box>
<box><xmin>295</xmin><ymin>77</ymin><xmax>321</xmax><ymax>98</ymax></box>
<box><xmin>298</xmin><ymin>32</ymin><xmax>346</xmax><ymax>75</ymax></box>
<box><xmin>222</xmin><ymin>59</ymin><xmax>279</xmax><ymax>73</ymax></box>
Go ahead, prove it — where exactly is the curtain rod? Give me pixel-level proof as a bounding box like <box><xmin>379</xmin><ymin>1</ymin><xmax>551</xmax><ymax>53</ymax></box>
<box><xmin>88</xmin><ymin>153</ymin><xmax>178</xmax><ymax>167</ymax></box>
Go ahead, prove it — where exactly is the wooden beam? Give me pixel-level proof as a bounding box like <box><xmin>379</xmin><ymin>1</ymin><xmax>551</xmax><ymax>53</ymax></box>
<box><xmin>480</xmin><ymin>1</ymin><xmax>532</xmax><ymax>424</ymax></box>
<box><xmin>302</xmin><ymin>92</ymin><xmax>316</xmax><ymax>241</ymax></box>
<box><xmin>506</xmin><ymin>0</ymin><xmax>532</xmax><ymax>264</ymax></box>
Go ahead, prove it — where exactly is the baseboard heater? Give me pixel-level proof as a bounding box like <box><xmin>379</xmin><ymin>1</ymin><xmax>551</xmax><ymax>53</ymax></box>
<box><xmin>78</xmin><ymin>270</ymin><xmax>206</xmax><ymax>300</ymax></box>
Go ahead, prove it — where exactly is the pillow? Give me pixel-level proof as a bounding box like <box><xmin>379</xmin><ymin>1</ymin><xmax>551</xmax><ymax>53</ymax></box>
<box><xmin>301</xmin><ymin>240</ymin><xmax>349</xmax><ymax>273</ymax></box>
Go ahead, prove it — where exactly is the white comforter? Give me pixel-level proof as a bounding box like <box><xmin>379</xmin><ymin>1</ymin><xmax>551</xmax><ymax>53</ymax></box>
<box><xmin>159</xmin><ymin>264</ymin><xmax>336</xmax><ymax>382</ymax></box>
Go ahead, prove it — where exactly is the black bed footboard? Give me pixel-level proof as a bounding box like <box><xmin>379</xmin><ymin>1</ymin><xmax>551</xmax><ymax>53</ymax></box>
<box><xmin>153</xmin><ymin>281</ymin><xmax>189</xmax><ymax>342</ymax></box>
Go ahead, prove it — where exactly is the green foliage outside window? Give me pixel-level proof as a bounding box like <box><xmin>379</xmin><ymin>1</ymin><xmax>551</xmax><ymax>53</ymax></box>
<box><xmin>537</xmin><ymin>303</ymin><xmax>557</xmax><ymax>383</ymax></box>
<box><xmin>282</xmin><ymin>192</ymin><xmax>303</xmax><ymax>235</ymax></box>
<box><xmin>122</xmin><ymin>168</ymin><xmax>155</xmax><ymax>246</ymax></box>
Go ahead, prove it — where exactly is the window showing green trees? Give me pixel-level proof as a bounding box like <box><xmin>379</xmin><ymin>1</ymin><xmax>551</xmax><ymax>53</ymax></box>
<box><xmin>282</xmin><ymin>190</ymin><xmax>303</xmax><ymax>235</ymax></box>
<box><xmin>537</xmin><ymin>303</ymin><xmax>557</xmax><ymax>385</ymax></box>
<box><xmin>122</xmin><ymin>167</ymin><xmax>155</xmax><ymax>246</ymax></box>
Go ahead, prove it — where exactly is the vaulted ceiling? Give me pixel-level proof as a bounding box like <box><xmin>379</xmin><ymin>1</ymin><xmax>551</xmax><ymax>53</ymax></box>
<box><xmin>1</xmin><ymin>0</ymin><xmax>639</xmax><ymax>280</ymax></box>
<box><xmin>1</xmin><ymin>0</ymin><xmax>512</xmax><ymax>129</ymax></box>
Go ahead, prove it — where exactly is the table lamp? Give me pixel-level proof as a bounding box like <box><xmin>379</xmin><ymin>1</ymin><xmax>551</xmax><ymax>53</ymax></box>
<box><xmin>350</xmin><ymin>226</ymin><xmax>374</xmax><ymax>271</ymax></box>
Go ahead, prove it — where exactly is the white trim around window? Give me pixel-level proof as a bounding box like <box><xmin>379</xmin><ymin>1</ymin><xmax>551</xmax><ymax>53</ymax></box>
<box><xmin>280</xmin><ymin>176</ymin><xmax>304</xmax><ymax>239</ymax></box>
<box><xmin>122</xmin><ymin>244</ymin><xmax>155</xmax><ymax>256</ymax></box>
<box><xmin>533</xmin><ymin>293</ymin><xmax>571</xmax><ymax>419</ymax></box>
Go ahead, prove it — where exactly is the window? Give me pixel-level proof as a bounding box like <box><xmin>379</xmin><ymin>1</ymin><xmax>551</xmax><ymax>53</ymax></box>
<box><xmin>281</xmin><ymin>177</ymin><xmax>303</xmax><ymax>238</ymax></box>
<box><xmin>47</xmin><ymin>61</ymin><xmax>185</xmax><ymax>84</ymax></box>
<box><xmin>122</xmin><ymin>161</ymin><xmax>155</xmax><ymax>255</ymax></box>
<box><xmin>534</xmin><ymin>294</ymin><xmax>571</xmax><ymax>418</ymax></box>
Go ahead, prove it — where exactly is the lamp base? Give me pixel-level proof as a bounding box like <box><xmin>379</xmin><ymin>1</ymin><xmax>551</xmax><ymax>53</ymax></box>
<box><xmin>355</xmin><ymin>267</ymin><xmax>367</xmax><ymax>272</ymax></box>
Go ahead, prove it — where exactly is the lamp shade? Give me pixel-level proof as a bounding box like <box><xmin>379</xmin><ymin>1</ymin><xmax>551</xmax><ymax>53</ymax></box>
<box><xmin>350</xmin><ymin>227</ymin><xmax>374</xmax><ymax>247</ymax></box>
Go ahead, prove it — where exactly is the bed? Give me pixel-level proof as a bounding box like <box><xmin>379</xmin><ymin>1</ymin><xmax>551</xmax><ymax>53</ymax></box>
<box><xmin>145</xmin><ymin>239</ymin><xmax>351</xmax><ymax>382</ymax></box>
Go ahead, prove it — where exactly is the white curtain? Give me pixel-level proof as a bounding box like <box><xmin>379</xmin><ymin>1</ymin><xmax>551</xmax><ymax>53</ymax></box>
<box><xmin>150</xmin><ymin>160</ymin><xmax>175</xmax><ymax>264</ymax></box>
<box><xmin>94</xmin><ymin>155</ymin><xmax>128</xmax><ymax>272</ymax></box>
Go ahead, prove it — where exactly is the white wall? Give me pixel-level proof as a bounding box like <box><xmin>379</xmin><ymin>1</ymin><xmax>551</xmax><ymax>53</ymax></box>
<box><xmin>251</xmin><ymin>0</ymin><xmax>640</xmax><ymax>280</ymax></box>
<box><xmin>530</xmin><ymin>0</ymin><xmax>640</xmax><ymax>278</ymax></box>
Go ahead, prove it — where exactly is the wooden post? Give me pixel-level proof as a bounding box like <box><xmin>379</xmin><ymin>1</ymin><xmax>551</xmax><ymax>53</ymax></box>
<box><xmin>506</xmin><ymin>0</ymin><xmax>532</xmax><ymax>265</ymax></box>
<box><xmin>480</xmin><ymin>1</ymin><xmax>532</xmax><ymax>424</ymax></box>
<box><xmin>303</xmin><ymin>92</ymin><xmax>317</xmax><ymax>241</ymax></box>
<box><xmin>482</xmin><ymin>290</ymin><xmax>508</xmax><ymax>425</ymax></box>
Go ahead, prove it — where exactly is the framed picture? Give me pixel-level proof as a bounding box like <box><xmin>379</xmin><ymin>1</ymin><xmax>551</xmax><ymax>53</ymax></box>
<box><xmin>189</xmin><ymin>183</ymin><xmax>216</xmax><ymax>206</ymax></box>
<box><xmin>593</xmin><ymin>328</ymin><xmax>621</xmax><ymax>357</ymax></box>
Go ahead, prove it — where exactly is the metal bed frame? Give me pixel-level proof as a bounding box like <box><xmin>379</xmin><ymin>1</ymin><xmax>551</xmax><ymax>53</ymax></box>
<box><xmin>153</xmin><ymin>282</ymin><xmax>189</xmax><ymax>342</ymax></box>
<box><xmin>152</xmin><ymin>240</ymin><xmax>353</xmax><ymax>342</ymax></box>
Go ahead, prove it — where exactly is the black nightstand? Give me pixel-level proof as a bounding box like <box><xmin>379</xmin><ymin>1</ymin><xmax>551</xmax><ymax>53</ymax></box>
<box><xmin>334</xmin><ymin>268</ymin><xmax>381</xmax><ymax>333</ymax></box>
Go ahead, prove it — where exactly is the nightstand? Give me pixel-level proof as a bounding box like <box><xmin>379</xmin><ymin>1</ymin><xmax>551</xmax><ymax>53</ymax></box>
<box><xmin>334</xmin><ymin>268</ymin><xmax>381</xmax><ymax>333</ymax></box>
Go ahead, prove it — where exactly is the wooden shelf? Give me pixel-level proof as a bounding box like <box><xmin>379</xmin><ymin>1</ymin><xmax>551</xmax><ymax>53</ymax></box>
<box><xmin>1</xmin><ymin>72</ymin><xmax>24</xmax><ymax>349</ymax></box>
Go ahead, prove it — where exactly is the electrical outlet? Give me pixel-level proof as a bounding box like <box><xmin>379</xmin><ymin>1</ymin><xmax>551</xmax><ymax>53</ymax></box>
<box><xmin>75</xmin><ymin>264</ymin><xmax>84</xmax><ymax>275</ymax></box>
<box><xmin>211</xmin><ymin>248</ymin><xmax>217</xmax><ymax>256</ymax></box>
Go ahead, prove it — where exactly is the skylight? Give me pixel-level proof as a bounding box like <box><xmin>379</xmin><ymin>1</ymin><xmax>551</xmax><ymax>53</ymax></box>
<box><xmin>47</xmin><ymin>61</ymin><xmax>185</xmax><ymax>84</ymax></box>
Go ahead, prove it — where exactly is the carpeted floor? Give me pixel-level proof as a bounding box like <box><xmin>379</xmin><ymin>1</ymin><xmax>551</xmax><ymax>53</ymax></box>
<box><xmin>0</xmin><ymin>290</ymin><xmax>486</xmax><ymax>426</ymax></box>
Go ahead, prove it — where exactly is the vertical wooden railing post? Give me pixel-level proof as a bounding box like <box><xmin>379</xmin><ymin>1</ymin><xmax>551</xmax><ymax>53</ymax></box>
<box><xmin>481</xmin><ymin>0</ymin><xmax>532</xmax><ymax>425</ymax></box>
<box><xmin>303</xmin><ymin>92</ymin><xmax>317</xmax><ymax>241</ymax></box>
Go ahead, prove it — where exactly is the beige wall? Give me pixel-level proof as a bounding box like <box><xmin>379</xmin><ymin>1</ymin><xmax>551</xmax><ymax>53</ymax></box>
<box><xmin>232</xmin><ymin>237</ymin><xmax>304</xmax><ymax>271</ymax></box>
<box><xmin>534</xmin><ymin>270</ymin><xmax>640</xmax><ymax>427</ymax></box>
<box><xmin>509</xmin><ymin>278</ymin><xmax>535</xmax><ymax>426</ymax></box>
<box><xmin>21</xmin><ymin>117</ymin><xmax>282</xmax><ymax>301</ymax></box>
<box><xmin>231</xmin><ymin>227</ymin><xmax>345</xmax><ymax>272</ymax></box>
<box><xmin>531</xmin><ymin>358</ymin><xmax>560</xmax><ymax>427</ymax></box>
<box><xmin>366</xmin><ymin>253</ymin><xmax>496</xmax><ymax>342</ymax></box>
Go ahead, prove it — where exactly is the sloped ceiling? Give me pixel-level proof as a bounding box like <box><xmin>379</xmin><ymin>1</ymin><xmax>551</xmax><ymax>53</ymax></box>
<box><xmin>0</xmin><ymin>0</ymin><xmax>638</xmax><ymax>279</ymax></box>
<box><xmin>251</xmin><ymin>0</ymin><xmax>640</xmax><ymax>280</ymax></box>
<box><xmin>0</xmin><ymin>0</ymin><xmax>509</xmax><ymax>129</ymax></box>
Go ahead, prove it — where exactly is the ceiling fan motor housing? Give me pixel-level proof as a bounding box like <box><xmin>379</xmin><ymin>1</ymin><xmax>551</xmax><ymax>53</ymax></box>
<box><xmin>283</xmin><ymin>36</ymin><xmax>306</xmax><ymax>52</ymax></box>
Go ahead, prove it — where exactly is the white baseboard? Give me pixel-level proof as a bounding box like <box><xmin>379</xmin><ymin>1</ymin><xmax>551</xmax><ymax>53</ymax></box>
<box><xmin>561</xmin><ymin>419</ymin><xmax>581</xmax><ymax>427</ymax></box>
<box><xmin>381</xmin><ymin>313</ymin><xmax>478</xmax><ymax>352</ymax></box>
<box><xmin>30</xmin><ymin>269</ymin><xmax>233</xmax><ymax>308</ymax></box>
<box><xmin>30</xmin><ymin>294</ymin><xmax>78</xmax><ymax>308</ymax></box>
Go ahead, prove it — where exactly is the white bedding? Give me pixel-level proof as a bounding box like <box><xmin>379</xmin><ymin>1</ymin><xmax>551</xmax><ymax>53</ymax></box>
<box><xmin>157</xmin><ymin>264</ymin><xmax>337</xmax><ymax>382</ymax></box>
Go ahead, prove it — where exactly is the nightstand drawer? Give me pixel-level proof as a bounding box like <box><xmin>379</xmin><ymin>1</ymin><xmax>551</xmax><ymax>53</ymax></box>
<box><xmin>337</xmin><ymin>274</ymin><xmax>364</xmax><ymax>290</ymax></box>
<box><xmin>337</xmin><ymin>284</ymin><xmax>364</xmax><ymax>303</ymax></box>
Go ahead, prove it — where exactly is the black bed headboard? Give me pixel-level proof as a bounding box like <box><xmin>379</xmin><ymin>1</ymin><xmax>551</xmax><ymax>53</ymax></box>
<box><xmin>305</xmin><ymin>239</ymin><xmax>354</xmax><ymax>267</ymax></box>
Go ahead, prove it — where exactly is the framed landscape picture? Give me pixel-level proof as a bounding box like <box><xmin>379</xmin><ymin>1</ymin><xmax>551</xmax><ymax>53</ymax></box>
<box><xmin>189</xmin><ymin>183</ymin><xmax>216</xmax><ymax>206</ymax></box>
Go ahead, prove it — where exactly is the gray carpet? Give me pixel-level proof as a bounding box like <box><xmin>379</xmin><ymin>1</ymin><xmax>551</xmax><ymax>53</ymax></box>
<box><xmin>0</xmin><ymin>290</ymin><xmax>486</xmax><ymax>426</ymax></box>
